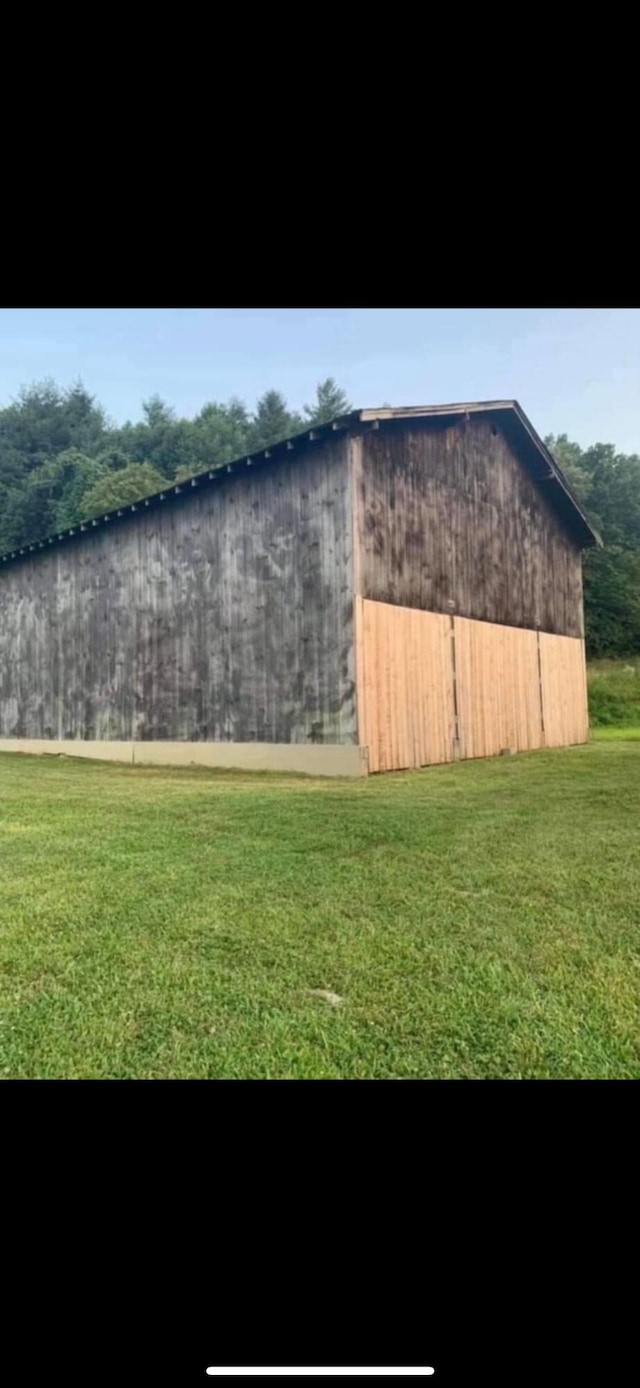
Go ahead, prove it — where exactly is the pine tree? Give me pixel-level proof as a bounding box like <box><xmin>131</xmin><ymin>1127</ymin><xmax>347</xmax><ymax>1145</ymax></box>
<box><xmin>303</xmin><ymin>378</ymin><xmax>352</xmax><ymax>426</ymax></box>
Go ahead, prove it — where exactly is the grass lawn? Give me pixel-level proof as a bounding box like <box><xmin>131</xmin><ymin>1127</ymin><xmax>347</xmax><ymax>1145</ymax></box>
<box><xmin>592</xmin><ymin>726</ymin><xmax>640</xmax><ymax>741</ymax></box>
<box><xmin>1</xmin><ymin>741</ymin><xmax>639</xmax><ymax>1079</ymax></box>
<box><xmin>587</xmin><ymin>657</ymin><xmax>640</xmax><ymax>728</ymax></box>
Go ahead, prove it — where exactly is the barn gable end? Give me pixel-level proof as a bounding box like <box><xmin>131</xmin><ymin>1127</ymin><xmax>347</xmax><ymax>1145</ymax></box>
<box><xmin>353</xmin><ymin>413</ymin><xmax>584</xmax><ymax>638</ymax></box>
<box><xmin>350</xmin><ymin>406</ymin><xmax>594</xmax><ymax>773</ymax></box>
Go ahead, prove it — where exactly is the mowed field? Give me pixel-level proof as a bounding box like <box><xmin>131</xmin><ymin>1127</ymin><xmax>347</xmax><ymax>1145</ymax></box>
<box><xmin>1</xmin><ymin>734</ymin><xmax>639</xmax><ymax>1079</ymax></box>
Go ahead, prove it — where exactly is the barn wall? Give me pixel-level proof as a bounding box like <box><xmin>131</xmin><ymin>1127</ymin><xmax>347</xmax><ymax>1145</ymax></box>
<box><xmin>355</xmin><ymin>598</ymin><xmax>588</xmax><ymax>772</ymax></box>
<box><xmin>453</xmin><ymin>616</ymin><xmax>544</xmax><ymax>760</ymax></box>
<box><xmin>539</xmin><ymin>631</ymin><xmax>590</xmax><ymax>748</ymax></box>
<box><xmin>0</xmin><ymin>437</ymin><xmax>356</xmax><ymax>745</ymax></box>
<box><xmin>354</xmin><ymin>597</ymin><xmax>454</xmax><ymax>772</ymax></box>
<box><xmin>353</xmin><ymin>417</ymin><xmax>585</xmax><ymax>638</ymax></box>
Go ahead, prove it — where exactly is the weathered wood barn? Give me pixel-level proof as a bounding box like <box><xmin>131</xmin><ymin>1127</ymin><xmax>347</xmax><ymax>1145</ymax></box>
<box><xmin>0</xmin><ymin>401</ymin><xmax>599</xmax><ymax>776</ymax></box>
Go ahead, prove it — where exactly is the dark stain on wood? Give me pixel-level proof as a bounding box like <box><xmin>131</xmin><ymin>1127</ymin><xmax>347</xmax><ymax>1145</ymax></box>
<box><xmin>354</xmin><ymin>417</ymin><xmax>584</xmax><ymax>638</ymax></box>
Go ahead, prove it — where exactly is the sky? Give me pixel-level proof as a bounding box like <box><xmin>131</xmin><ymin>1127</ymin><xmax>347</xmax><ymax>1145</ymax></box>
<box><xmin>0</xmin><ymin>307</ymin><xmax>638</xmax><ymax>451</ymax></box>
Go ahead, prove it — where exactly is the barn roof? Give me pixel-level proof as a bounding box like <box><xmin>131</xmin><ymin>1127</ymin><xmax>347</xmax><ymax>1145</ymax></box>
<box><xmin>0</xmin><ymin>399</ymin><xmax>599</xmax><ymax>569</ymax></box>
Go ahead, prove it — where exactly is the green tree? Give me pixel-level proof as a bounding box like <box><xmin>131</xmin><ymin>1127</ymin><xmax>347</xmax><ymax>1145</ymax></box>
<box><xmin>248</xmin><ymin>390</ymin><xmax>303</xmax><ymax>451</ymax></box>
<box><xmin>115</xmin><ymin>396</ymin><xmax>196</xmax><ymax>479</ymax></box>
<box><xmin>190</xmin><ymin>398</ymin><xmax>251</xmax><ymax>469</ymax></box>
<box><xmin>36</xmin><ymin>450</ymin><xmax>106</xmax><ymax>533</ymax></box>
<box><xmin>546</xmin><ymin>433</ymin><xmax>640</xmax><ymax>657</ymax></box>
<box><xmin>304</xmin><ymin>378</ymin><xmax>352</xmax><ymax>425</ymax></box>
<box><xmin>0</xmin><ymin>379</ymin><xmax>107</xmax><ymax>471</ymax></box>
<box><xmin>62</xmin><ymin>380</ymin><xmax>110</xmax><ymax>452</ymax></box>
<box><xmin>94</xmin><ymin>446</ymin><xmax>131</xmax><ymax>473</ymax></box>
<box><xmin>80</xmin><ymin>462</ymin><xmax>167</xmax><ymax>518</ymax></box>
<box><xmin>0</xmin><ymin>450</ymin><xmax>105</xmax><ymax>550</ymax></box>
<box><xmin>546</xmin><ymin>434</ymin><xmax>592</xmax><ymax>506</ymax></box>
<box><xmin>0</xmin><ymin>379</ymin><xmax>111</xmax><ymax>550</ymax></box>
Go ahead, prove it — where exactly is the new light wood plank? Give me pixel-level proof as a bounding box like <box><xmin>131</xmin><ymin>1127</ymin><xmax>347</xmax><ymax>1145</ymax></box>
<box><xmin>454</xmin><ymin>616</ymin><xmax>543</xmax><ymax>759</ymax></box>
<box><xmin>539</xmin><ymin>632</ymin><xmax>589</xmax><ymax>748</ymax></box>
<box><xmin>356</xmin><ymin>600</ymin><xmax>586</xmax><ymax>773</ymax></box>
<box><xmin>356</xmin><ymin>599</ymin><xmax>454</xmax><ymax>771</ymax></box>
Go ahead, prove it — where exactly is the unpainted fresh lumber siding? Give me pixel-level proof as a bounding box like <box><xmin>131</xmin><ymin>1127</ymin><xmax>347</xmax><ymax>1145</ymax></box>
<box><xmin>0</xmin><ymin>438</ymin><xmax>356</xmax><ymax>744</ymax></box>
<box><xmin>355</xmin><ymin>597</ymin><xmax>454</xmax><ymax>772</ymax></box>
<box><xmin>356</xmin><ymin>599</ymin><xmax>589</xmax><ymax>772</ymax></box>
<box><xmin>354</xmin><ymin>417</ymin><xmax>584</xmax><ymax>638</ymax></box>
<box><xmin>454</xmin><ymin>616</ymin><xmax>544</xmax><ymax>759</ymax></box>
<box><xmin>539</xmin><ymin>631</ymin><xmax>589</xmax><ymax>748</ymax></box>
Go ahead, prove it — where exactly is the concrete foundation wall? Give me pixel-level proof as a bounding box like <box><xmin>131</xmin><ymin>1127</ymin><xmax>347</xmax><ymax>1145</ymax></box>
<box><xmin>0</xmin><ymin>738</ymin><xmax>369</xmax><ymax>778</ymax></box>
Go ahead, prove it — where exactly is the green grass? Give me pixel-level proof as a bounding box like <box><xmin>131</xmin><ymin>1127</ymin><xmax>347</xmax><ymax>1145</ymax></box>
<box><xmin>587</xmin><ymin>657</ymin><xmax>640</xmax><ymax>727</ymax></box>
<box><xmin>1</xmin><ymin>743</ymin><xmax>639</xmax><ymax>1079</ymax></box>
<box><xmin>591</xmin><ymin>726</ymin><xmax>640</xmax><ymax>741</ymax></box>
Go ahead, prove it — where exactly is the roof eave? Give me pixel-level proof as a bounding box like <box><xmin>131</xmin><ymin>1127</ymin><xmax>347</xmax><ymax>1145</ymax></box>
<box><xmin>509</xmin><ymin>401</ymin><xmax>601</xmax><ymax>548</ymax></box>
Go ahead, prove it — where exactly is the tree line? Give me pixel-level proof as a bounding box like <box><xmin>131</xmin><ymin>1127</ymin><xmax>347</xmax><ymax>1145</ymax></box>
<box><xmin>545</xmin><ymin>435</ymin><xmax>640</xmax><ymax>657</ymax></box>
<box><xmin>0</xmin><ymin>377</ymin><xmax>351</xmax><ymax>557</ymax></box>
<box><xmin>0</xmin><ymin>378</ymin><xmax>638</xmax><ymax>658</ymax></box>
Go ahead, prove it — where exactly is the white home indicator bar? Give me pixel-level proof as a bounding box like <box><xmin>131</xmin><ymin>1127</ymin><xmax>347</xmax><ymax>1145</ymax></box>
<box><xmin>206</xmin><ymin>1371</ymin><xmax>435</xmax><ymax>1378</ymax></box>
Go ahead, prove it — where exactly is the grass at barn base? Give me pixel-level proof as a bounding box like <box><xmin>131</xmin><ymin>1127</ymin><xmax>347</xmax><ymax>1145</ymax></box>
<box><xmin>591</xmin><ymin>726</ymin><xmax>640</xmax><ymax>740</ymax></box>
<box><xmin>1</xmin><ymin>741</ymin><xmax>639</xmax><ymax>1079</ymax></box>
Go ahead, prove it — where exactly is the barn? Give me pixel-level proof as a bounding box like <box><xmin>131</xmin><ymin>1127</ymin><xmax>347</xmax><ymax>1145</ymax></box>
<box><xmin>0</xmin><ymin>401</ymin><xmax>599</xmax><ymax>776</ymax></box>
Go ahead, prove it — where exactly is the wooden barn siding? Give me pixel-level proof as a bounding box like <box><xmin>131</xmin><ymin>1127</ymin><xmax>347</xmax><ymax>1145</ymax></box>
<box><xmin>355</xmin><ymin>597</ymin><xmax>454</xmax><ymax>771</ymax></box>
<box><xmin>355</xmin><ymin>598</ymin><xmax>588</xmax><ymax>772</ymax></box>
<box><xmin>0</xmin><ymin>438</ymin><xmax>356</xmax><ymax>744</ymax></box>
<box><xmin>539</xmin><ymin>630</ymin><xmax>589</xmax><ymax>748</ymax></box>
<box><xmin>354</xmin><ymin>417</ymin><xmax>585</xmax><ymax>638</ymax></box>
<box><xmin>453</xmin><ymin>616</ymin><xmax>544</xmax><ymax>760</ymax></box>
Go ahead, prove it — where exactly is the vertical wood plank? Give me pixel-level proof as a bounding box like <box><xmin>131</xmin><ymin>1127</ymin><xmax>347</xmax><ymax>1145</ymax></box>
<box><xmin>539</xmin><ymin>632</ymin><xmax>589</xmax><ymax>747</ymax></box>
<box><xmin>454</xmin><ymin>616</ymin><xmax>543</xmax><ymax>759</ymax></box>
<box><xmin>356</xmin><ymin>417</ymin><xmax>585</xmax><ymax>639</ymax></box>
<box><xmin>0</xmin><ymin>437</ymin><xmax>357</xmax><ymax>746</ymax></box>
<box><xmin>356</xmin><ymin>599</ymin><xmax>455</xmax><ymax>771</ymax></box>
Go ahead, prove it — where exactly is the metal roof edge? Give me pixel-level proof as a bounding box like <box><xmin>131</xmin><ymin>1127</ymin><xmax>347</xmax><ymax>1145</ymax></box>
<box><xmin>359</xmin><ymin>400</ymin><xmax>517</xmax><ymax>421</ymax></box>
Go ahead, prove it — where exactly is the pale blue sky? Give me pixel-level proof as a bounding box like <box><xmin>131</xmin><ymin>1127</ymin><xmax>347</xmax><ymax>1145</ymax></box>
<box><xmin>0</xmin><ymin>308</ymin><xmax>638</xmax><ymax>450</ymax></box>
